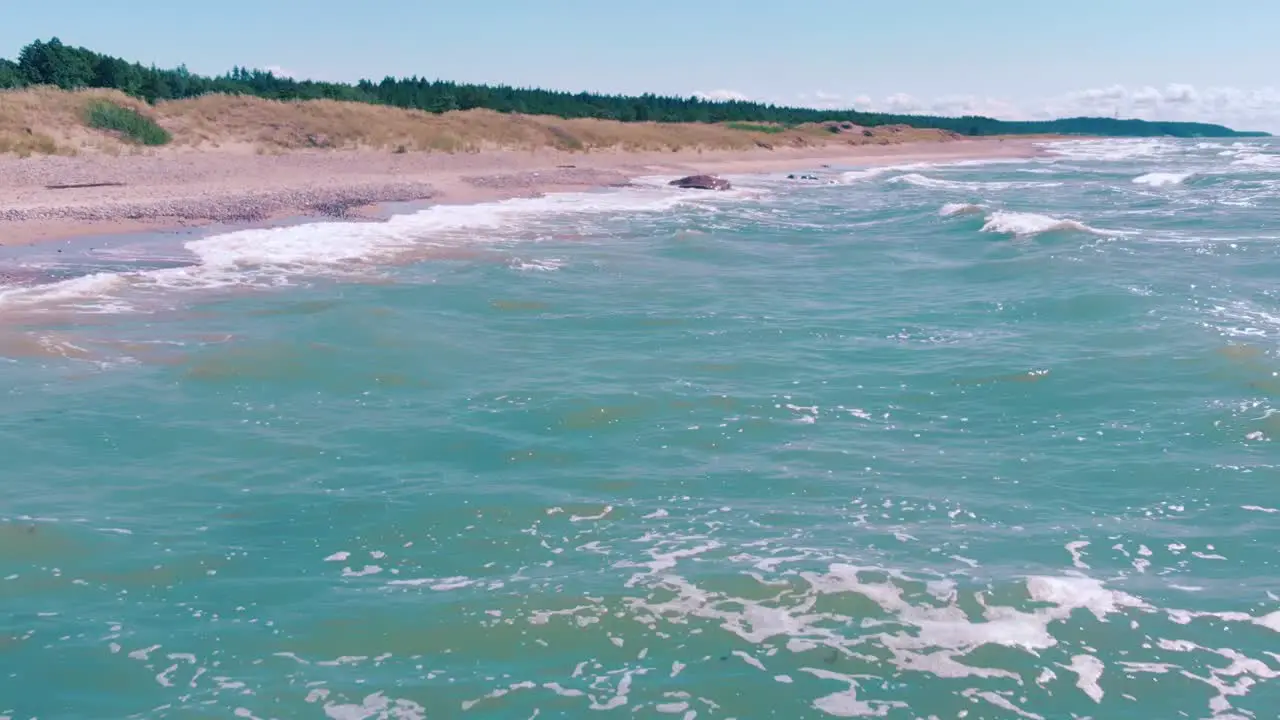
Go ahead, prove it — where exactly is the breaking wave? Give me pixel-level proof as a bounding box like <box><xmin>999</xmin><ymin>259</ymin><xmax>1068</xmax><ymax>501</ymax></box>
<box><xmin>980</xmin><ymin>211</ymin><xmax>1108</xmax><ymax>237</ymax></box>
<box><xmin>0</xmin><ymin>186</ymin><xmax>737</xmax><ymax>315</ymax></box>
<box><xmin>1231</xmin><ymin>153</ymin><xmax>1280</xmax><ymax>170</ymax></box>
<box><xmin>1133</xmin><ymin>171</ymin><xmax>1194</xmax><ymax>187</ymax></box>
<box><xmin>838</xmin><ymin>165</ymin><xmax>920</xmax><ymax>183</ymax></box>
<box><xmin>893</xmin><ymin>173</ymin><xmax>1062</xmax><ymax>191</ymax></box>
<box><xmin>939</xmin><ymin>202</ymin><xmax>986</xmax><ymax>217</ymax></box>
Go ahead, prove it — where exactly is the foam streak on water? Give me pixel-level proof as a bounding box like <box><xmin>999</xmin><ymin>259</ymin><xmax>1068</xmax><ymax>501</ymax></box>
<box><xmin>2</xmin><ymin>137</ymin><xmax>1279</xmax><ymax>718</ymax></box>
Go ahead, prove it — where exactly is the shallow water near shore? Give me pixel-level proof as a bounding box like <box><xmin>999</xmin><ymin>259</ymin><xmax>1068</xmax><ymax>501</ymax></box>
<box><xmin>2</xmin><ymin>139</ymin><xmax>1280</xmax><ymax>718</ymax></box>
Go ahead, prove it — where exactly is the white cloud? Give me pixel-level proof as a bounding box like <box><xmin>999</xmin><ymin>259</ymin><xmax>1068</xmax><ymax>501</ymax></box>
<box><xmin>799</xmin><ymin>84</ymin><xmax>1280</xmax><ymax>132</ymax></box>
<box><xmin>793</xmin><ymin>90</ymin><xmax>849</xmax><ymax>109</ymax></box>
<box><xmin>1042</xmin><ymin>84</ymin><xmax>1280</xmax><ymax>131</ymax></box>
<box><xmin>264</xmin><ymin>65</ymin><xmax>297</xmax><ymax>79</ymax></box>
<box><xmin>809</xmin><ymin>91</ymin><xmax>1023</xmax><ymax>120</ymax></box>
<box><xmin>693</xmin><ymin>89</ymin><xmax>750</xmax><ymax>102</ymax></box>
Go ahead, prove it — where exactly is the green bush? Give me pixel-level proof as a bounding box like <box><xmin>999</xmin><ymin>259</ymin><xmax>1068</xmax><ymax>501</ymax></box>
<box><xmin>725</xmin><ymin>122</ymin><xmax>788</xmax><ymax>134</ymax></box>
<box><xmin>84</xmin><ymin>101</ymin><xmax>171</xmax><ymax>145</ymax></box>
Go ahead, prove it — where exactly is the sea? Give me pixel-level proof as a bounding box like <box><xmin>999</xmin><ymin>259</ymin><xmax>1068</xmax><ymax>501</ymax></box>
<box><xmin>1</xmin><ymin>137</ymin><xmax>1278</xmax><ymax>719</ymax></box>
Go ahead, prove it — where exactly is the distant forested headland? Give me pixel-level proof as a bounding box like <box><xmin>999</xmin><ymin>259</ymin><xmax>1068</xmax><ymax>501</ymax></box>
<box><xmin>1</xmin><ymin>38</ymin><xmax>1268</xmax><ymax>138</ymax></box>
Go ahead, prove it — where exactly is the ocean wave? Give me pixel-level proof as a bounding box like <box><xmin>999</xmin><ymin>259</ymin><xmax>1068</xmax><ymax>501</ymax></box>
<box><xmin>1230</xmin><ymin>153</ymin><xmax>1280</xmax><ymax>169</ymax></box>
<box><xmin>1213</xmin><ymin>141</ymin><xmax>1260</xmax><ymax>158</ymax></box>
<box><xmin>939</xmin><ymin>202</ymin><xmax>986</xmax><ymax>217</ymax></box>
<box><xmin>891</xmin><ymin>173</ymin><xmax>959</xmax><ymax>189</ymax></box>
<box><xmin>980</xmin><ymin>210</ymin><xmax>1107</xmax><ymax>237</ymax></box>
<box><xmin>838</xmin><ymin>158</ymin><xmax>1028</xmax><ymax>185</ymax></box>
<box><xmin>0</xmin><ymin>271</ymin><xmax>132</xmax><ymax>312</ymax></box>
<box><xmin>892</xmin><ymin>173</ymin><xmax>1063</xmax><ymax>191</ymax></box>
<box><xmin>838</xmin><ymin>165</ymin><xmax>915</xmax><ymax>183</ymax></box>
<box><xmin>1132</xmin><ymin>171</ymin><xmax>1194</xmax><ymax>187</ymax></box>
<box><xmin>0</xmin><ymin>186</ymin><xmax>727</xmax><ymax>314</ymax></box>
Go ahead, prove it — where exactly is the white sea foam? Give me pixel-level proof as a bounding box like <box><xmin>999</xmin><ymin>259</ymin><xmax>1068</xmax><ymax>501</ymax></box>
<box><xmin>1065</xmin><ymin>655</ymin><xmax>1106</xmax><ymax>703</ymax></box>
<box><xmin>312</xmin><ymin>691</ymin><xmax>426</xmax><ymax>720</ymax></box>
<box><xmin>526</xmin><ymin>539</ymin><xmax>1275</xmax><ymax>712</ymax></box>
<box><xmin>510</xmin><ymin>258</ymin><xmax>564</xmax><ymax>272</ymax></box>
<box><xmin>550</xmin><ymin>534</ymin><xmax>1276</xmax><ymax>716</ymax></box>
<box><xmin>939</xmin><ymin>203</ymin><xmax>986</xmax><ymax>218</ymax></box>
<box><xmin>1132</xmin><ymin>171</ymin><xmax>1194</xmax><ymax>187</ymax></box>
<box><xmin>1230</xmin><ymin>152</ymin><xmax>1280</xmax><ymax>169</ymax></box>
<box><xmin>1204</xmin><ymin>301</ymin><xmax>1280</xmax><ymax>339</ymax></box>
<box><xmin>980</xmin><ymin>211</ymin><xmax>1107</xmax><ymax>238</ymax></box>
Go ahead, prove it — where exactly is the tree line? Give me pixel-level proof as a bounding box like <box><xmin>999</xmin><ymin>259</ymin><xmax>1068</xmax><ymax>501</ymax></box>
<box><xmin>1</xmin><ymin>38</ymin><xmax>1266</xmax><ymax>138</ymax></box>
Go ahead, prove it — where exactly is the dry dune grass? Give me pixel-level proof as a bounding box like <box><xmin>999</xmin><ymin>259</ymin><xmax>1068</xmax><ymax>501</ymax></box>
<box><xmin>1</xmin><ymin>87</ymin><xmax>958</xmax><ymax>156</ymax></box>
<box><xmin>0</xmin><ymin>87</ymin><xmax>153</xmax><ymax>156</ymax></box>
<box><xmin>154</xmin><ymin>94</ymin><xmax>836</xmax><ymax>153</ymax></box>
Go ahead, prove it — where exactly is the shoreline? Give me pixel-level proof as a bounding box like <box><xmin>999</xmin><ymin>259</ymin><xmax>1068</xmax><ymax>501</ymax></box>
<box><xmin>0</xmin><ymin>138</ymin><xmax>1049</xmax><ymax>246</ymax></box>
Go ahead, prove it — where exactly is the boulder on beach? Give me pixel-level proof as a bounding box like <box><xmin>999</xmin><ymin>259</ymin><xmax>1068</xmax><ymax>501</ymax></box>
<box><xmin>668</xmin><ymin>174</ymin><xmax>731</xmax><ymax>190</ymax></box>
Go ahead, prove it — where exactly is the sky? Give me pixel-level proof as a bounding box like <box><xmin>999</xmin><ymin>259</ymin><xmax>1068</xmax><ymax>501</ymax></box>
<box><xmin>4</xmin><ymin>0</ymin><xmax>1280</xmax><ymax>131</ymax></box>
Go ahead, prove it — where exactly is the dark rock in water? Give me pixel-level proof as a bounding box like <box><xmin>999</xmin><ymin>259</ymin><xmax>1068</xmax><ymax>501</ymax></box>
<box><xmin>787</xmin><ymin>173</ymin><xmax>820</xmax><ymax>181</ymax></box>
<box><xmin>669</xmin><ymin>174</ymin><xmax>731</xmax><ymax>190</ymax></box>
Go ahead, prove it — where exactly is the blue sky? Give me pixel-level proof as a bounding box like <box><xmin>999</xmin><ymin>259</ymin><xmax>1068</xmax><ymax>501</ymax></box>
<box><xmin>5</xmin><ymin>0</ymin><xmax>1280</xmax><ymax>129</ymax></box>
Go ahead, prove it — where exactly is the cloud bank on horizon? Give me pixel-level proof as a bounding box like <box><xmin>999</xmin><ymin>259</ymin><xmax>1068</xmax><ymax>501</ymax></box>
<box><xmin>695</xmin><ymin>84</ymin><xmax>1280</xmax><ymax>133</ymax></box>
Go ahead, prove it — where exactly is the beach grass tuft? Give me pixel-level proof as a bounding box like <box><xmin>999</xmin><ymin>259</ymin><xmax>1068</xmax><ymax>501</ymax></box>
<box><xmin>725</xmin><ymin>122</ymin><xmax>789</xmax><ymax>134</ymax></box>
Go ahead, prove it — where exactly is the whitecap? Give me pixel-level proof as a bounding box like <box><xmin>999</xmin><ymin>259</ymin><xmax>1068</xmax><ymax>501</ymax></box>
<box><xmin>1231</xmin><ymin>153</ymin><xmax>1280</xmax><ymax>169</ymax></box>
<box><xmin>1132</xmin><ymin>171</ymin><xmax>1194</xmax><ymax>187</ymax></box>
<box><xmin>839</xmin><ymin>157</ymin><xmax>1033</xmax><ymax>185</ymax></box>
<box><xmin>510</xmin><ymin>258</ymin><xmax>564</xmax><ymax>272</ymax></box>
<box><xmin>980</xmin><ymin>211</ymin><xmax>1107</xmax><ymax>238</ymax></box>
<box><xmin>939</xmin><ymin>203</ymin><xmax>986</xmax><ymax>218</ymax></box>
<box><xmin>893</xmin><ymin>173</ymin><xmax>960</xmax><ymax>189</ymax></box>
<box><xmin>837</xmin><ymin>160</ymin><xmax>978</xmax><ymax>183</ymax></box>
<box><xmin>893</xmin><ymin>174</ymin><xmax>1061</xmax><ymax>191</ymax></box>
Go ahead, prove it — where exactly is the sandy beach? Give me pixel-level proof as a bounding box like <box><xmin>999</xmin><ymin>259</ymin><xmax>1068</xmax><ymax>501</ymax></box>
<box><xmin>1</xmin><ymin>138</ymin><xmax>1047</xmax><ymax>246</ymax></box>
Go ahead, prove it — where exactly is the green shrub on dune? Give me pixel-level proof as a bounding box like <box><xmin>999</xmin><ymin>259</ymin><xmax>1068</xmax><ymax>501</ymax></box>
<box><xmin>84</xmin><ymin>100</ymin><xmax>171</xmax><ymax>145</ymax></box>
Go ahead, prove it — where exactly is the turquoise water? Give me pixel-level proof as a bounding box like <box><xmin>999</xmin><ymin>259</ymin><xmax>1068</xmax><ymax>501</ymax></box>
<box><xmin>2</xmin><ymin>138</ymin><xmax>1279</xmax><ymax>719</ymax></box>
